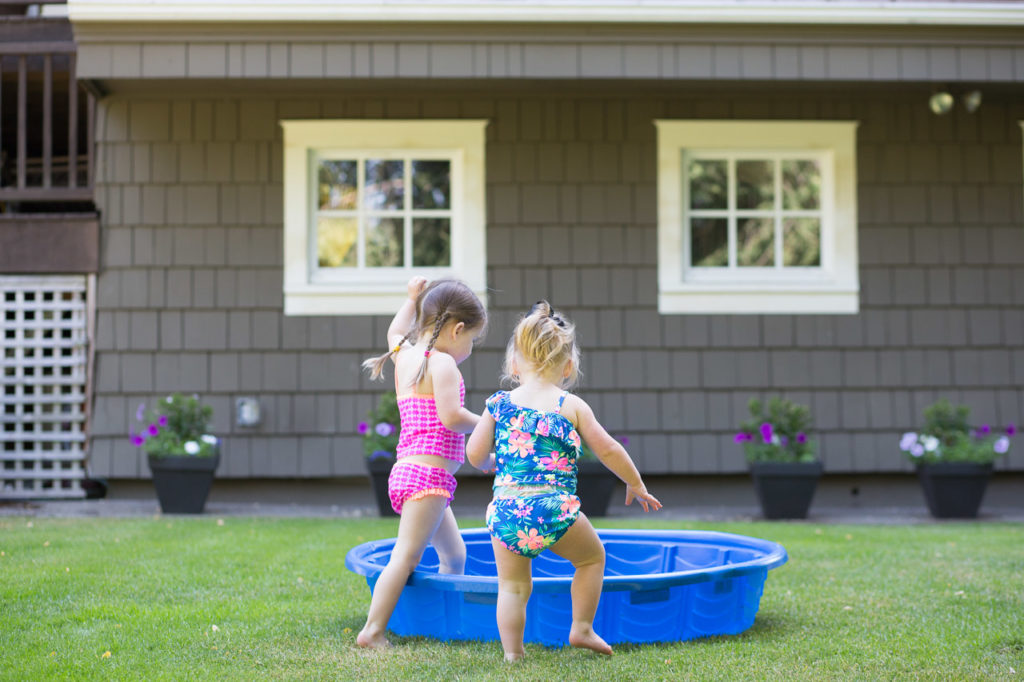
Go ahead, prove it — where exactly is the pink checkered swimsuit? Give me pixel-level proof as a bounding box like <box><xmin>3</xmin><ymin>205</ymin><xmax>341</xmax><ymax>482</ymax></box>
<box><xmin>387</xmin><ymin>379</ymin><xmax>465</xmax><ymax>514</ymax></box>
<box><xmin>395</xmin><ymin>378</ymin><xmax>466</xmax><ymax>464</ymax></box>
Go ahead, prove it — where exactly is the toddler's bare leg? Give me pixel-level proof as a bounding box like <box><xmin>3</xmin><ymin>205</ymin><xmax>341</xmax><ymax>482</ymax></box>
<box><xmin>549</xmin><ymin>513</ymin><xmax>611</xmax><ymax>655</ymax></box>
<box><xmin>357</xmin><ymin>495</ymin><xmax>448</xmax><ymax>649</ymax></box>
<box><xmin>491</xmin><ymin>536</ymin><xmax>533</xmax><ymax>662</ymax></box>
<box><xmin>430</xmin><ymin>506</ymin><xmax>466</xmax><ymax>575</ymax></box>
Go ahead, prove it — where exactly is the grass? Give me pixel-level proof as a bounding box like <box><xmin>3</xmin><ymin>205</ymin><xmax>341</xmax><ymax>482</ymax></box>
<box><xmin>2</xmin><ymin>516</ymin><xmax>1022</xmax><ymax>681</ymax></box>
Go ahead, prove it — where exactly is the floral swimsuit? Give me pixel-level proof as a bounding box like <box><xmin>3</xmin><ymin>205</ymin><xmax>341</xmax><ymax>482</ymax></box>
<box><xmin>484</xmin><ymin>390</ymin><xmax>583</xmax><ymax>559</ymax></box>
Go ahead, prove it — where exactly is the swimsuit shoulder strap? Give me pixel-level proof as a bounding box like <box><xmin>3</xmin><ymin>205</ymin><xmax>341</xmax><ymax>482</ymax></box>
<box><xmin>555</xmin><ymin>391</ymin><xmax>568</xmax><ymax>414</ymax></box>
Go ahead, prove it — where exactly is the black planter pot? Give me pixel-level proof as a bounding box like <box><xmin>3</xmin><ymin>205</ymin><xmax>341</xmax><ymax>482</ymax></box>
<box><xmin>366</xmin><ymin>456</ymin><xmax>398</xmax><ymax>517</ymax></box>
<box><xmin>916</xmin><ymin>462</ymin><xmax>993</xmax><ymax>519</ymax></box>
<box><xmin>147</xmin><ymin>453</ymin><xmax>219</xmax><ymax>514</ymax></box>
<box><xmin>576</xmin><ymin>460</ymin><xmax>618</xmax><ymax>518</ymax></box>
<box><xmin>750</xmin><ymin>461</ymin><xmax>823</xmax><ymax>520</ymax></box>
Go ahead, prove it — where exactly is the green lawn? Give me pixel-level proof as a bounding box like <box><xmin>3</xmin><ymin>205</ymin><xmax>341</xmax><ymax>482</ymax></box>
<box><xmin>2</xmin><ymin>516</ymin><xmax>1022</xmax><ymax>681</ymax></box>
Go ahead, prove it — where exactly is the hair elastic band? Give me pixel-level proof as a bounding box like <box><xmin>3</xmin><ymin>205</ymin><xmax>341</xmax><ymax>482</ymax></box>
<box><xmin>424</xmin><ymin>350</ymin><xmax>432</xmax><ymax>358</ymax></box>
<box><xmin>392</xmin><ymin>343</ymin><xmax>402</xmax><ymax>353</ymax></box>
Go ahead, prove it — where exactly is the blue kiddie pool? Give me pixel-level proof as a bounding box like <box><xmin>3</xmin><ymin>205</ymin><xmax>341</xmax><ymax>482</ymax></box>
<box><xmin>345</xmin><ymin>528</ymin><xmax>788</xmax><ymax>645</ymax></box>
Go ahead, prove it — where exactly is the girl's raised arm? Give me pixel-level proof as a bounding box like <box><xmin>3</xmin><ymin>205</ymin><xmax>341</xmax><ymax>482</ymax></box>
<box><xmin>386</xmin><ymin>276</ymin><xmax>427</xmax><ymax>350</ymax></box>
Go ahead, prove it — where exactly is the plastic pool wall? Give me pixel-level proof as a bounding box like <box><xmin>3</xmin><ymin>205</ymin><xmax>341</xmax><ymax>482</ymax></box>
<box><xmin>346</xmin><ymin>528</ymin><xmax>788</xmax><ymax>646</ymax></box>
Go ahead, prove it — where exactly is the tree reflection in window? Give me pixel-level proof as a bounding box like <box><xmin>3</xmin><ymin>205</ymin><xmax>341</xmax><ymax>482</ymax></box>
<box><xmin>315</xmin><ymin>158</ymin><xmax>451</xmax><ymax>270</ymax></box>
<box><xmin>687</xmin><ymin>155</ymin><xmax>821</xmax><ymax>270</ymax></box>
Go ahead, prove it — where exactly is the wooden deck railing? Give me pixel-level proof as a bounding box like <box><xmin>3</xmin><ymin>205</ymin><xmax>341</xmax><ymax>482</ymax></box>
<box><xmin>0</xmin><ymin>39</ymin><xmax>95</xmax><ymax>203</ymax></box>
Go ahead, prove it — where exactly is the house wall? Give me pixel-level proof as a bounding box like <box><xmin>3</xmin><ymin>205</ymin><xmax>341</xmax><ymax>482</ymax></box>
<box><xmin>85</xmin><ymin>85</ymin><xmax>1024</xmax><ymax>479</ymax></box>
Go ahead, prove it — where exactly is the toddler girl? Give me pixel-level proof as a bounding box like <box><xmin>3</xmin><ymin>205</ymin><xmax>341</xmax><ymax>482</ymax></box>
<box><xmin>467</xmin><ymin>301</ymin><xmax>661</xmax><ymax>661</ymax></box>
<box><xmin>356</xmin><ymin>276</ymin><xmax>490</xmax><ymax>649</ymax></box>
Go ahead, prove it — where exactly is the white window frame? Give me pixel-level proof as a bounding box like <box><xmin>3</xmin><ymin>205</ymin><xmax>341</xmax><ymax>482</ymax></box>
<box><xmin>655</xmin><ymin>120</ymin><xmax>859</xmax><ymax>314</ymax></box>
<box><xmin>282</xmin><ymin>120</ymin><xmax>488</xmax><ymax>316</ymax></box>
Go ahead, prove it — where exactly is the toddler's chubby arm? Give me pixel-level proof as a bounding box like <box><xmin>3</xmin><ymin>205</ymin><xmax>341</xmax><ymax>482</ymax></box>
<box><xmin>466</xmin><ymin>410</ymin><xmax>497</xmax><ymax>473</ymax></box>
<box><xmin>386</xmin><ymin>276</ymin><xmax>427</xmax><ymax>352</ymax></box>
<box><xmin>569</xmin><ymin>396</ymin><xmax>662</xmax><ymax>513</ymax></box>
<box><xmin>431</xmin><ymin>354</ymin><xmax>480</xmax><ymax>434</ymax></box>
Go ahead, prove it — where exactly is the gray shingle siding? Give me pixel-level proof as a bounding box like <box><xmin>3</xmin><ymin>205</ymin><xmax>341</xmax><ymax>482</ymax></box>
<box><xmin>88</xmin><ymin>89</ymin><xmax>1024</xmax><ymax>478</ymax></box>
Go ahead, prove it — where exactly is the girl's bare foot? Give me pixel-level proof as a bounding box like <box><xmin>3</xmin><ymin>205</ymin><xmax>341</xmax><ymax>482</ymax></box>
<box><xmin>568</xmin><ymin>625</ymin><xmax>612</xmax><ymax>655</ymax></box>
<box><xmin>356</xmin><ymin>626</ymin><xmax>390</xmax><ymax>649</ymax></box>
<box><xmin>504</xmin><ymin>651</ymin><xmax>525</xmax><ymax>663</ymax></box>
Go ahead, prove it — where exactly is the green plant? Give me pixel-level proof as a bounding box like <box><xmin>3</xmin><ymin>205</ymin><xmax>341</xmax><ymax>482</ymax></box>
<box><xmin>129</xmin><ymin>393</ymin><xmax>218</xmax><ymax>457</ymax></box>
<box><xmin>735</xmin><ymin>397</ymin><xmax>816</xmax><ymax>463</ymax></box>
<box><xmin>359</xmin><ymin>392</ymin><xmax>400</xmax><ymax>460</ymax></box>
<box><xmin>899</xmin><ymin>399</ymin><xmax>1014</xmax><ymax>465</ymax></box>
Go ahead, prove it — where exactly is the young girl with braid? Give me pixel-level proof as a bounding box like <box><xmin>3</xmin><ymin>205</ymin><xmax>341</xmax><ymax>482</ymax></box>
<box><xmin>467</xmin><ymin>301</ymin><xmax>662</xmax><ymax>661</ymax></box>
<box><xmin>356</xmin><ymin>276</ymin><xmax>490</xmax><ymax>649</ymax></box>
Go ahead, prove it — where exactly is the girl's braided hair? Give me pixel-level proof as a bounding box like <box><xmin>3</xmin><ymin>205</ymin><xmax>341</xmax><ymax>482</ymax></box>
<box><xmin>502</xmin><ymin>300</ymin><xmax>580</xmax><ymax>388</ymax></box>
<box><xmin>362</xmin><ymin>279</ymin><xmax>487</xmax><ymax>386</ymax></box>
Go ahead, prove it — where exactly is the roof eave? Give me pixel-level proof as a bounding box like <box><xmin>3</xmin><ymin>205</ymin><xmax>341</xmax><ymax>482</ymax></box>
<box><xmin>66</xmin><ymin>1</ymin><xmax>1024</xmax><ymax>28</ymax></box>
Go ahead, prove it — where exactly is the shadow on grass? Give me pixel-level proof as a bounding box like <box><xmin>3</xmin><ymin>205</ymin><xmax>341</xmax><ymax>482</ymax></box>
<box><xmin>606</xmin><ymin>612</ymin><xmax>799</xmax><ymax>654</ymax></box>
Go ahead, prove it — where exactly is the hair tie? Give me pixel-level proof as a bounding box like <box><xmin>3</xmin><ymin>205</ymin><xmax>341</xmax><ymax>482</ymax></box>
<box><xmin>424</xmin><ymin>350</ymin><xmax>431</xmax><ymax>358</ymax></box>
<box><xmin>392</xmin><ymin>343</ymin><xmax>402</xmax><ymax>354</ymax></box>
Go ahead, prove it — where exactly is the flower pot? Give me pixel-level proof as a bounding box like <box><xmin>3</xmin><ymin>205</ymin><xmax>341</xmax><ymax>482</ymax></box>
<box><xmin>366</xmin><ymin>456</ymin><xmax>398</xmax><ymax>517</ymax></box>
<box><xmin>147</xmin><ymin>453</ymin><xmax>219</xmax><ymax>514</ymax></box>
<box><xmin>749</xmin><ymin>461</ymin><xmax>823</xmax><ymax>520</ymax></box>
<box><xmin>576</xmin><ymin>460</ymin><xmax>617</xmax><ymax>518</ymax></box>
<box><xmin>916</xmin><ymin>462</ymin><xmax>993</xmax><ymax>519</ymax></box>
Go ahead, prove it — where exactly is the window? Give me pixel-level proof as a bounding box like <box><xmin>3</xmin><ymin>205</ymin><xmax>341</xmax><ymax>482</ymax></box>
<box><xmin>655</xmin><ymin>121</ymin><xmax>859</xmax><ymax>314</ymax></box>
<box><xmin>282</xmin><ymin>120</ymin><xmax>488</xmax><ymax>315</ymax></box>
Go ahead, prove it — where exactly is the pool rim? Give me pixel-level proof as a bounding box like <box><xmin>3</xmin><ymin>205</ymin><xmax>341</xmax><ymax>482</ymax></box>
<box><xmin>345</xmin><ymin>527</ymin><xmax>788</xmax><ymax>594</ymax></box>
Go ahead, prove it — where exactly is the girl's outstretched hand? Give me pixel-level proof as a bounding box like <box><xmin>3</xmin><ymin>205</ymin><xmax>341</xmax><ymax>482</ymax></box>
<box><xmin>407</xmin><ymin>276</ymin><xmax>428</xmax><ymax>300</ymax></box>
<box><xmin>625</xmin><ymin>485</ymin><xmax>662</xmax><ymax>513</ymax></box>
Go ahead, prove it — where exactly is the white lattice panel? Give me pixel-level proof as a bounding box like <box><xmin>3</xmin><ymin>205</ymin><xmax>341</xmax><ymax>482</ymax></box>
<box><xmin>1</xmin><ymin>276</ymin><xmax>89</xmax><ymax>499</ymax></box>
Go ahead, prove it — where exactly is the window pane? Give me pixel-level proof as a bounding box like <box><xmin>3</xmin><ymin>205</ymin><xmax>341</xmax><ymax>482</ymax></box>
<box><xmin>737</xmin><ymin>218</ymin><xmax>775</xmax><ymax>267</ymax></box>
<box><xmin>737</xmin><ymin>160</ymin><xmax>773</xmax><ymax>210</ymax></box>
<box><xmin>364</xmin><ymin>160</ymin><xmax>404</xmax><ymax>210</ymax></box>
<box><xmin>689</xmin><ymin>159</ymin><xmax>727</xmax><ymax>210</ymax></box>
<box><xmin>784</xmin><ymin>218</ymin><xmax>821</xmax><ymax>266</ymax></box>
<box><xmin>318</xmin><ymin>160</ymin><xmax>358</xmax><ymax>210</ymax></box>
<box><xmin>691</xmin><ymin>218</ymin><xmax>728</xmax><ymax>267</ymax></box>
<box><xmin>316</xmin><ymin>217</ymin><xmax>358</xmax><ymax>267</ymax></box>
<box><xmin>365</xmin><ymin>217</ymin><xmax>404</xmax><ymax>267</ymax></box>
<box><xmin>412</xmin><ymin>219</ymin><xmax>451</xmax><ymax>267</ymax></box>
<box><xmin>782</xmin><ymin>160</ymin><xmax>821</xmax><ymax>210</ymax></box>
<box><xmin>412</xmin><ymin>160</ymin><xmax>451</xmax><ymax>209</ymax></box>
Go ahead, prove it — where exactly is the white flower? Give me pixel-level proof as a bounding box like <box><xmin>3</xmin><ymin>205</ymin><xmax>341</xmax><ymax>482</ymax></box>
<box><xmin>770</xmin><ymin>434</ymin><xmax>781</xmax><ymax>446</ymax></box>
<box><xmin>165</xmin><ymin>396</ymin><xmax>173</xmax><ymax>404</ymax></box>
<box><xmin>993</xmin><ymin>436</ymin><xmax>1010</xmax><ymax>455</ymax></box>
<box><xmin>899</xmin><ymin>432</ymin><xmax>918</xmax><ymax>452</ymax></box>
<box><xmin>201</xmin><ymin>434</ymin><xmax>218</xmax><ymax>445</ymax></box>
<box><xmin>184</xmin><ymin>441</ymin><xmax>200</xmax><ymax>455</ymax></box>
<box><xmin>910</xmin><ymin>443</ymin><xmax>925</xmax><ymax>457</ymax></box>
<box><xmin>923</xmin><ymin>436</ymin><xmax>939</xmax><ymax>452</ymax></box>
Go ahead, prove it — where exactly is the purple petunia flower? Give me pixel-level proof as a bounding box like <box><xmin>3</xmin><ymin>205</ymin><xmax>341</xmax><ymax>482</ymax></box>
<box><xmin>1007</xmin><ymin>424</ymin><xmax>1016</xmax><ymax>437</ymax></box>
<box><xmin>910</xmin><ymin>443</ymin><xmax>925</xmax><ymax>457</ymax></box>
<box><xmin>796</xmin><ymin>432</ymin><xmax>807</xmax><ymax>444</ymax></box>
<box><xmin>980</xmin><ymin>424</ymin><xmax>991</xmax><ymax>435</ymax></box>
<box><xmin>375</xmin><ymin>422</ymin><xmax>394</xmax><ymax>437</ymax></box>
<box><xmin>619</xmin><ymin>436</ymin><xmax>630</xmax><ymax>446</ymax></box>
<box><xmin>131</xmin><ymin>434</ymin><xmax>145</xmax><ymax>447</ymax></box>
<box><xmin>734</xmin><ymin>432</ymin><xmax>750</xmax><ymax>444</ymax></box>
<box><xmin>147</xmin><ymin>423</ymin><xmax>159</xmax><ymax>436</ymax></box>
<box><xmin>158</xmin><ymin>415</ymin><xmax>168</xmax><ymax>427</ymax></box>
<box><xmin>135</xmin><ymin>403</ymin><xmax>146</xmax><ymax>422</ymax></box>
<box><xmin>357</xmin><ymin>422</ymin><xmax>369</xmax><ymax>435</ymax></box>
<box><xmin>760</xmin><ymin>423</ymin><xmax>773</xmax><ymax>445</ymax></box>
<box><xmin>368</xmin><ymin>450</ymin><xmax>394</xmax><ymax>461</ymax></box>
<box><xmin>780</xmin><ymin>436</ymin><xmax>789</xmax><ymax>446</ymax></box>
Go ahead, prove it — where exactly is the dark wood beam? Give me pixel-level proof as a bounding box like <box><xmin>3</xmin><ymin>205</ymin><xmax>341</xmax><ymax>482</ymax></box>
<box><xmin>0</xmin><ymin>213</ymin><xmax>99</xmax><ymax>274</ymax></box>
